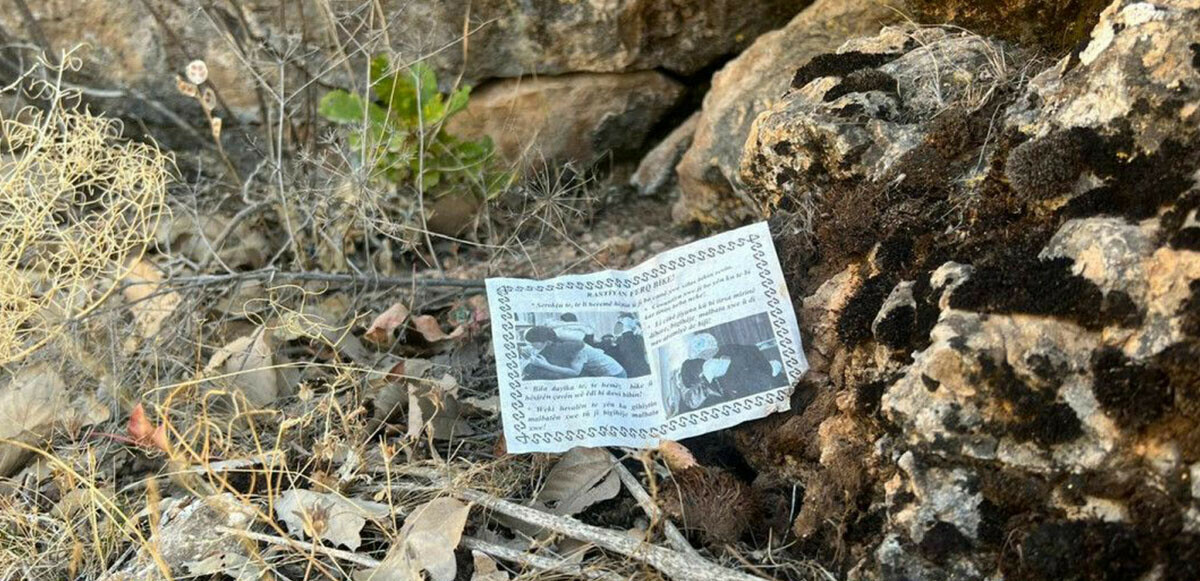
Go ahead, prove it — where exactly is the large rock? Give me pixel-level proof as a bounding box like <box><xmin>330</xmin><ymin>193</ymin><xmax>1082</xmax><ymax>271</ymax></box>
<box><xmin>2</xmin><ymin>0</ymin><xmax>263</xmax><ymax>121</ymax></box>
<box><xmin>672</xmin><ymin>0</ymin><xmax>903</xmax><ymax>227</ymax></box>
<box><xmin>446</xmin><ymin>72</ymin><xmax>684</xmax><ymax>166</ymax></box>
<box><xmin>381</xmin><ymin>0</ymin><xmax>814</xmax><ymax>80</ymax></box>
<box><xmin>4</xmin><ymin>0</ymin><xmax>810</xmax><ymax>124</ymax></box>
<box><xmin>735</xmin><ymin>1</ymin><xmax>1200</xmax><ymax>578</ymax></box>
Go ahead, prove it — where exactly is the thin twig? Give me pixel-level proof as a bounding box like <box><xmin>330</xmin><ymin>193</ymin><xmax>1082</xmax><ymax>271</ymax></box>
<box><xmin>460</xmin><ymin>536</ymin><xmax>626</xmax><ymax>581</ymax></box>
<box><xmin>121</xmin><ymin>268</ymin><xmax>487</xmax><ymax>290</ymax></box>
<box><xmin>215</xmin><ymin>526</ymin><xmax>379</xmax><ymax>568</ymax></box>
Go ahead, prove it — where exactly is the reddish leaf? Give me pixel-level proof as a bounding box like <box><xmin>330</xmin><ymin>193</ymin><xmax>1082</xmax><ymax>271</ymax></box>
<box><xmin>128</xmin><ymin>403</ymin><xmax>169</xmax><ymax>453</ymax></box>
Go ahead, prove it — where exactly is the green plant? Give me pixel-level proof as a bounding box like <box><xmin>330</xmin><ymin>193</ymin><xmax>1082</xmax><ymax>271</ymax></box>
<box><xmin>318</xmin><ymin>56</ymin><xmax>508</xmax><ymax>200</ymax></box>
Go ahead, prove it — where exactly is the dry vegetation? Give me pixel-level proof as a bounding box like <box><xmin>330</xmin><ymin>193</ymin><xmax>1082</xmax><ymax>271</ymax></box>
<box><xmin>0</xmin><ymin>6</ymin><xmax>804</xmax><ymax>581</ymax></box>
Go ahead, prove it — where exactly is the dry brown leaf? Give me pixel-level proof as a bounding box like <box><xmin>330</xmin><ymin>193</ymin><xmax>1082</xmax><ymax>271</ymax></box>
<box><xmin>537</xmin><ymin>447</ymin><xmax>620</xmax><ymax>516</ymax></box>
<box><xmin>121</xmin><ymin>259</ymin><xmax>181</xmax><ymax>344</ymax></box>
<box><xmin>470</xmin><ymin>551</ymin><xmax>509</xmax><ymax>581</ymax></box>
<box><xmin>365</xmin><ymin>302</ymin><xmax>410</xmax><ymax>345</ymax></box>
<box><xmin>156</xmin><ymin>213</ymin><xmax>268</xmax><ymax>270</ymax></box>
<box><xmin>408</xmin><ymin>374</ymin><xmax>475</xmax><ymax>441</ymax></box>
<box><xmin>370</xmin><ymin>357</ymin><xmax>436</xmax><ymax>423</ymax></box>
<box><xmin>275</xmin><ymin>489</ymin><xmax>390</xmax><ymax>551</ymax></box>
<box><xmin>658</xmin><ymin>440</ymin><xmax>698</xmax><ymax>471</ymax></box>
<box><xmin>467</xmin><ymin>294</ymin><xmax>490</xmax><ymax>322</ymax></box>
<box><xmin>412</xmin><ymin>315</ymin><xmax>465</xmax><ymax>342</ymax></box>
<box><xmin>359</xmin><ymin>498</ymin><xmax>471</xmax><ymax>581</ymax></box>
<box><xmin>0</xmin><ymin>363</ymin><xmax>68</xmax><ymax>476</ymax></box>
<box><xmin>128</xmin><ymin>403</ymin><xmax>169</xmax><ymax>453</ymax></box>
<box><xmin>203</xmin><ymin>329</ymin><xmax>280</xmax><ymax>407</ymax></box>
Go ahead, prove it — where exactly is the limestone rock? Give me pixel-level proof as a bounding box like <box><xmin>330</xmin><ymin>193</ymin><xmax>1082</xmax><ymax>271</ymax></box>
<box><xmin>631</xmin><ymin>113</ymin><xmax>697</xmax><ymax>196</ymax></box>
<box><xmin>4</xmin><ymin>0</ymin><xmax>810</xmax><ymax>124</ymax></box>
<box><xmin>743</xmin><ymin>2</ymin><xmax>1200</xmax><ymax>578</ymax></box>
<box><xmin>446</xmin><ymin>72</ymin><xmax>683</xmax><ymax>166</ymax></box>
<box><xmin>381</xmin><ymin>0</ymin><xmax>814</xmax><ymax>80</ymax></box>
<box><xmin>672</xmin><ymin>0</ymin><xmax>903</xmax><ymax>227</ymax></box>
<box><xmin>2</xmin><ymin>0</ymin><xmax>262</xmax><ymax>121</ymax></box>
<box><xmin>906</xmin><ymin>0</ymin><xmax>1112</xmax><ymax>53</ymax></box>
<box><xmin>742</xmin><ymin>27</ymin><xmax>1019</xmax><ymax>221</ymax></box>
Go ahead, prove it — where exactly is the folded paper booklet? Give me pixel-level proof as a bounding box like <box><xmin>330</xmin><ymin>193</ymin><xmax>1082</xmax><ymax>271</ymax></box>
<box><xmin>486</xmin><ymin>222</ymin><xmax>807</xmax><ymax>453</ymax></box>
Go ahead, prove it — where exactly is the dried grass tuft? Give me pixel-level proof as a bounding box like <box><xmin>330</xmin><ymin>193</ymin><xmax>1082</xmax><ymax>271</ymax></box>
<box><xmin>0</xmin><ymin>55</ymin><xmax>170</xmax><ymax>367</ymax></box>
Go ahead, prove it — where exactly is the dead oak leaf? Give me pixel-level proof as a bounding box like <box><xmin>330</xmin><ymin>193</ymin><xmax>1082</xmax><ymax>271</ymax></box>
<box><xmin>412</xmin><ymin>315</ymin><xmax>465</xmax><ymax>342</ymax></box>
<box><xmin>365</xmin><ymin>302</ymin><xmax>410</xmax><ymax>345</ymax></box>
<box><xmin>537</xmin><ymin>447</ymin><xmax>619</xmax><ymax>516</ymax></box>
<box><xmin>357</xmin><ymin>497</ymin><xmax>471</xmax><ymax>581</ymax></box>
<box><xmin>121</xmin><ymin>259</ymin><xmax>181</xmax><ymax>345</ymax></box>
<box><xmin>274</xmin><ymin>489</ymin><xmax>389</xmax><ymax>551</ymax></box>
<box><xmin>202</xmin><ymin>329</ymin><xmax>280</xmax><ymax>407</ymax></box>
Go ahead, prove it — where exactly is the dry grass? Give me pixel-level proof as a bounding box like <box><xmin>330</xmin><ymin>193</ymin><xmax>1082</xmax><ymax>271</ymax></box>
<box><xmin>0</xmin><ymin>53</ymin><xmax>169</xmax><ymax>366</ymax></box>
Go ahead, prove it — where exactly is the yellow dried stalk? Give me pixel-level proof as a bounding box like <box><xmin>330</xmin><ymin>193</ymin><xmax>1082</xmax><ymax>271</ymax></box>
<box><xmin>0</xmin><ymin>83</ymin><xmax>169</xmax><ymax>366</ymax></box>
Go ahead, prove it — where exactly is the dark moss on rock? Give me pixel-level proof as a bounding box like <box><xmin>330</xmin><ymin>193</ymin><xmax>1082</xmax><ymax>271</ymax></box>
<box><xmin>1008</xmin><ymin>520</ymin><xmax>1151</xmax><ymax>581</ymax></box>
<box><xmin>1091</xmin><ymin>347</ymin><xmax>1173</xmax><ymax>431</ymax></box>
<box><xmin>948</xmin><ymin>256</ymin><xmax>1124</xmax><ymax>330</ymax></box>
<box><xmin>874</xmin><ymin>304</ymin><xmax>916</xmax><ymax>349</ymax></box>
<box><xmin>976</xmin><ymin>355</ymin><xmax>1083</xmax><ymax>447</ymax></box>
<box><xmin>824</xmin><ymin>69</ymin><xmax>898</xmax><ymax>102</ymax></box>
<box><xmin>1005</xmin><ymin>128</ymin><xmax>1091</xmax><ymax>200</ymax></box>
<box><xmin>1058</xmin><ymin>136</ymin><xmax>1199</xmax><ymax>222</ymax></box>
<box><xmin>1180</xmin><ymin>280</ymin><xmax>1200</xmax><ymax>337</ymax></box>
<box><xmin>1161</xmin><ymin>189</ymin><xmax>1200</xmax><ymax>251</ymax></box>
<box><xmin>791</xmin><ymin>51</ymin><xmax>900</xmax><ymax>90</ymax></box>
<box><xmin>1149</xmin><ymin>341</ymin><xmax>1200</xmax><ymax>461</ymax></box>
<box><xmin>838</xmin><ymin>274</ymin><xmax>895</xmax><ymax>346</ymax></box>
<box><xmin>855</xmin><ymin>379</ymin><xmax>888</xmax><ymax>417</ymax></box>
<box><xmin>907</xmin><ymin>0</ymin><xmax>1112</xmax><ymax>54</ymax></box>
<box><xmin>1166</xmin><ymin>533</ymin><xmax>1200</xmax><ymax>581</ymax></box>
<box><xmin>917</xmin><ymin>521</ymin><xmax>972</xmax><ymax>564</ymax></box>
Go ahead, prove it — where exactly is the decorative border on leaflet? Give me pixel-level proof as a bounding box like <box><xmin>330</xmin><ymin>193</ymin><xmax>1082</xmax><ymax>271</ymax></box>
<box><xmin>493</xmin><ymin>232</ymin><xmax>801</xmax><ymax>446</ymax></box>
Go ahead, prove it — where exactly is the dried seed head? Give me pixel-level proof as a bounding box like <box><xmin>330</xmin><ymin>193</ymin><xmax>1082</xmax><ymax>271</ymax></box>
<box><xmin>175</xmin><ymin>77</ymin><xmax>197</xmax><ymax>98</ymax></box>
<box><xmin>185</xmin><ymin>60</ymin><xmax>208</xmax><ymax>85</ymax></box>
<box><xmin>657</xmin><ymin>440</ymin><xmax>697</xmax><ymax>471</ymax></box>
<box><xmin>210</xmin><ymin>117</ymin><xmax>222</xmax><ymax>140</ymax></box>
<box><xmin>201</xmin><ymin>88</ymin><xmax>217</xmax><ymax>112</ymax></box>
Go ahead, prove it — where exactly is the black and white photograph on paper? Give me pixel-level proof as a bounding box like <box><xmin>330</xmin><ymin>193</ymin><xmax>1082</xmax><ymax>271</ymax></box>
<box><xmin>512</xmin><ymin>311</ymin><xmax>651</xmax><ymax>380</ymax></box>
<box><xmin>658</xmin><ymin>312</ymin><xmax>790</xmax><ymax>417</ymax></box>
<box><xmin>487</xmin><ymin>222</ymin><xmax>807</xmax><ymax>453</ymax></box>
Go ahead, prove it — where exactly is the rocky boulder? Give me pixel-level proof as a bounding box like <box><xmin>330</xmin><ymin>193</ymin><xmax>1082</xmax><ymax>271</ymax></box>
<box><xmin>735</xmin><ymin>0</ymin><xmax>1200</xmax><ymax>578</ymax></box>
<box><xmin>672</xmin><ymin>0</ymin><xmax>903</xmax><ymax>227</ymax></box>
<box><xmin>3</xmin><ymin>0</ymin><xmax>810</xmax><ymax>125</ymax></box>
<box><xmin>381</xmin><ymin>0</ymin><xmax>814</xmax><ymax>81</ymax></box>
<box><xmin>447</xmin><ymin>72</ymin><xmax>684</xmax><ymax>167</ymax></box>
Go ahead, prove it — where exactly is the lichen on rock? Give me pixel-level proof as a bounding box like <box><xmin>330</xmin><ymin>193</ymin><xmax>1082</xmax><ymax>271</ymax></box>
<box><xmin>735</xmin><ymin>1</ymin><xmax>1200</xmax><ymax>578</ymax></box>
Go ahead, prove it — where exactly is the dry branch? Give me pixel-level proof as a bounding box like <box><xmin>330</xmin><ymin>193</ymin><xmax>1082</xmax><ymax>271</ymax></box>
<box><xmin>395</xmin><ymin>469</ymin><xmax>768</xmax><ymax>581</ymax></box>
<box><xmin>608</xmin><ymin>452</ymin><xmax>700</xmax><ymax>559</ymax></box>
<box><xmin>145</xmin><ymin>268</ymin><xmax>486</xmax><ymax>290</ymax></box>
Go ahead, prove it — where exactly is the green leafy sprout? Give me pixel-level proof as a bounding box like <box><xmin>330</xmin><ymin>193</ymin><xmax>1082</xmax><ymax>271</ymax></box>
<box><xmin>319</xmin><ymin>56</ymin><xmax>510</xmax><ymax>200</ymax></box>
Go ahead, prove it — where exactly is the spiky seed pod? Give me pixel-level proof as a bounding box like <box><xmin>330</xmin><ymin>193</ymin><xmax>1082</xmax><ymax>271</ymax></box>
<box><xmin>659</xmin><ymin>464</ymin><xmax>761</xmax><ymax>545</ymax></box>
